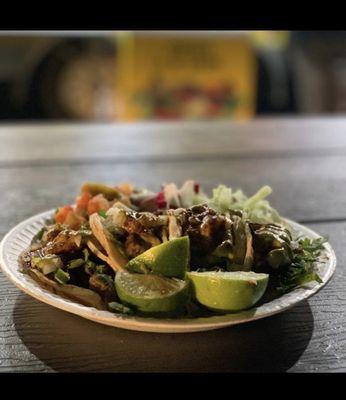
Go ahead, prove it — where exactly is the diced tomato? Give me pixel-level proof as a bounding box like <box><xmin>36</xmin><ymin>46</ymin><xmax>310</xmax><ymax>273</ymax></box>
<box><xmin>63</xmin><ymin>211</ymin><xmax>86</xmax><ymax>230</ymax></box>
<box><xmin>194</xmin><ymin>183</ymin><xmax>200</xmax><ymax>194</ymax></box>
<box><xmin>55</xmin><ymin>205</ymin><xmax>73</xmax><ymax>224</ymax></box>
<box><xmin>137</xmin><ymin>195</ymin><xmax>160</xmax><ymax>212</ymax></box>
<box><xmin>117</xmin><ymin>182</ymin><xmax>134</xmax><ymax>197</ymax></box>
<box><xmin>87</xmin><ymin>194</ymin><xmax>110</xmax><ymax>216</ymax></box>
<box><xmin>76</xmin><ymin>191</ymin><xmax>92</xmax><ymax>211</ymax></box>
<box><xmin>155</xmin><ymin>191</ymin><xmax>167</xmax><ymax>209</ymax></box>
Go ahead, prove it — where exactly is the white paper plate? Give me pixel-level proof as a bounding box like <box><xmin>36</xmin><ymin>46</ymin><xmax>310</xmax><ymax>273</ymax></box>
<box><xmin>0</xmin><ymin>210</ymin><xmax>336</xmax><ymax>333</ymax></box>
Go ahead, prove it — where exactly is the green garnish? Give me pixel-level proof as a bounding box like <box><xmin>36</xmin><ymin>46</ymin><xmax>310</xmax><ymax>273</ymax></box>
<box><xmin>67</xmin><ymin>259</ymin><xmax>85</xmax><ymax>269</ymax></box>
<box><xmin>31</xmin><ymin>227</ymin><xmax>45</xmax><ymax>244</ymax></box>
<box><xmin>31</xmin><ymin>256</ymin><xmax>41</xmax><ymax>265</ymax></box>
<box><xmin>83</xmin><ymin>248</ymin><xmax>89</xmax><ymax>262</ymax></box>
<box><xmin>276</xmin><ymin>237</ymin><xmax>327</xmax><ymax>293</ymax></box>
<box><xmin>54</xmin><ymin>268</ymin><xmax>70</xmax><ymax>284</ymax></box>
<box><xmin>32</xmin><ymin>255</ymin><xmax>63</xmax><ymax>275</ymax></box>
<box><xmin>85</xmin><ymin>260</ymin><xmax>96</xmax><ymax>276</ymax></box>
<box><xmin>108</xmin><ymin>301</ymin><xmax>134</xmax><ymax>315</ymax></box>
<box><xmin>98</xmin><ymin>210</ymin><xmax>107</xmax><ymax>218</ymax></box>
<box><xmin>94</xmin><ymin>273</ymin><xmax>114</xmax><ymax>287</ymax></box>
<box><xmin>298</xmin><ymin>237</ymin><xmax>328</xmax><ymax>253</ymax></box>
<box><xmin>95</xmin><ymin>265</ymin><xmax>108</xmax><ymax>274</ymax></box>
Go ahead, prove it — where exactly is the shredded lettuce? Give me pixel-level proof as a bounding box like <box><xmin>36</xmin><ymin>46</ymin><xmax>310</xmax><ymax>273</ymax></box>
<box><xmin>161</xmin><ymin>181</ymin><xmax>282</xmax><ymax>224</ymax></box>
<box><xmin>209</xmin><ymin>185</ymin><xmax>233</xmax><ymax>213</ymax></box>
<box><xmin>205</xmin><ymin>184</ymin><xmax>282</xmax><ymax>224</ymax></box>
<box><xmin>243</xmin><ymin>185</ymin><xmax>272</xmax><ymax>209</ymax></box>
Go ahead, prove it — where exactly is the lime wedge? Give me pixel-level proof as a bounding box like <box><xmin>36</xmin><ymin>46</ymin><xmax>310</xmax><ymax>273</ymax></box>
<box><xmin>186</xmin><ymin>271</ymin><xmax>269</xmax><ymax>312</ymax></box>
<box><xmin>126</xmin><ymin>236</ymin><xmax>190</xmax><ymax>279</ymax></box>
<box><xmin>115</xmin><ymin>271</ymin><xmax>190</xmax><ymax>314</ymax></box>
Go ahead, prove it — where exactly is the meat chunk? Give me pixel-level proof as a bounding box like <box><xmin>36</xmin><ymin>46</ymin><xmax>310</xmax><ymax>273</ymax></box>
<box><xmin>46</xmin><ymin>230</ymin><xmax>83</xmax><ymax>255</ymax></box>
<box><xmin>200</xmin><ymin>214</ymin><xmax>224</xmax><ymax>238</ymax></box>
<box><xmin>122</xmin><ymin>216</ymin><xmax>144</xmax><ymax>235</ymax></box>
<box><xmin>125</xmin><ymin>234</ymin><xmax>149</xmax><ymax>258</ymax></box>
<box><xmin>42</xmin><ymin>224</ymin><xmax>64</xmax><ymax>243</ymax></box>
<box><xmin>167</xmin><ymin>204</ymin><xmax>228</xmax><ymax>264</ymax></box>
<box><xmin>89</xmin><ymin>273</ymin><xmax>117</xmax><ymax>302</ymax></box>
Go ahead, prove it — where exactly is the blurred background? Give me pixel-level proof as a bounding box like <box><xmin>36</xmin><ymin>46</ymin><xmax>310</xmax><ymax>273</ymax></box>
<box><xmin>0</xmin><ymin>31</ymin><xmax>345</xmax><ymax>122</ymax></box>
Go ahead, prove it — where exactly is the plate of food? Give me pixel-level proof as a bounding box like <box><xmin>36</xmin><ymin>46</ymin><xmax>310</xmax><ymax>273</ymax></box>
<box><xmin>0</xmin><ymin>180</ymin><xmax>336</xmax><ymax>333</ymax></box>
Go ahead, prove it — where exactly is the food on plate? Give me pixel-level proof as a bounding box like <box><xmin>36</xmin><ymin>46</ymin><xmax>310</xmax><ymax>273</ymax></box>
<box><xmin>19</xmin><ymin>180</ymin><xmax>326</xmax><ymax>318</ymax></box>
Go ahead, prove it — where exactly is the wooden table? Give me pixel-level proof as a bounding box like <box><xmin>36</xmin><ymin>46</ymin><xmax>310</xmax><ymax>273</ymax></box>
<box><xmin>0</xmin><ymin>118</ymin><xmax>345</xmax><ymax>372</ymax></box>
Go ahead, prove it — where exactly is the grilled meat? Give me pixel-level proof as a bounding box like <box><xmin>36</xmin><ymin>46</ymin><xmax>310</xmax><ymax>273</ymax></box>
<box><xmin>45</xmin><ymin>230</ymin><xmax>83</xmax><ymax>255</ymax></box>
<box><xmin>125</xmin><ymin>234</ymin><xmax>150</xmax><ymax>258</ymax></box>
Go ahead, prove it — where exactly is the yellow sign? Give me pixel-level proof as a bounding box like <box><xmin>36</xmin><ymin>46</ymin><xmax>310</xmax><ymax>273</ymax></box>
<box><xmin>115</xmin><ymin>34</ymin><xmax>257</xmax><ymax>121</ymax></box>
<box><xmin>251</xmin><ymin>31</ymin><xmax>290</xmax><ymax>50</ymax></box>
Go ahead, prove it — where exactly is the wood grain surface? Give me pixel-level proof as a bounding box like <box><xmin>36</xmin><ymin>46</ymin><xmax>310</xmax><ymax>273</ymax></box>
<box><xmin>0</xmin><ymin>118</ymin><xmax>345</xmax><ymax>372</ymax></box>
